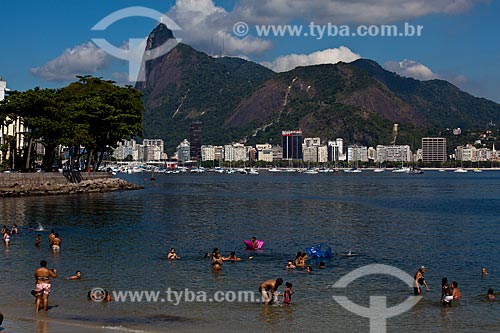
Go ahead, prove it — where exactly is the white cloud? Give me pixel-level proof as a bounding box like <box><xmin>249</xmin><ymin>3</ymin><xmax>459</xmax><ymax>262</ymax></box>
<box><xmin>31</xmin><ymin>42</ymin><xmax>109</xmax><ymax>82</ymax></box>
<box><xmin>384</xmin><ymin>59</ymin><xmax>469</xmax><ymax>88</ymax></box>
<box><xmin>232</xmin><ymin>0</ymin><xmax>488</xmax><ymax>24</ymax></box>
<box><xmin>384</xmin><ymin>59</ymin><xmax>439</xmax><ymax>81</ymax></box>
<box><xmin>262</xmin><ymin>47</ymin><xmax>361</xmax><ymax>72</ymax></box>
<box><xmin>167</xmin><ymin>0</ymin><xmax>271</xmax><ymax>56</ymax></box>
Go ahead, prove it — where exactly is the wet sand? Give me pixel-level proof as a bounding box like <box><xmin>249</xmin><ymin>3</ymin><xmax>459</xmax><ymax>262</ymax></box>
<box><xmin>1</xmin><ymin>317</ymin><xmax>139</xmax><ymax>333</ymax></box>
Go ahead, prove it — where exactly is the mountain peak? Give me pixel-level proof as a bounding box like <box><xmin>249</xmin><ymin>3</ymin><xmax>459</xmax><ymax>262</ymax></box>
<box><xmin>146</xmin><ymin>23</ymin><xmax>176</xmax><ymax>51</ymax></box>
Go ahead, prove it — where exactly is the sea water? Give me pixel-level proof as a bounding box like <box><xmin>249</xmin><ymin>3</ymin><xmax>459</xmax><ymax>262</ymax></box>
<box><xmin>1</xmin><ymin>171</ymin><xmax>499</xmax><ymax>332</ymax></box>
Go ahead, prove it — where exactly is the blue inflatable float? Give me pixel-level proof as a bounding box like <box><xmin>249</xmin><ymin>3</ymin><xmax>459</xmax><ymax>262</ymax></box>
<box><xmin>305</xmin><ymin>244</ymin><xmax>332</xmax><ymax>258</ymax></box>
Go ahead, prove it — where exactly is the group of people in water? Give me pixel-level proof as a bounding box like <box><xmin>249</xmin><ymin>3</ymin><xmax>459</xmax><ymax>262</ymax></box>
<box><xmin>2</xmin><ymin>224</ymin><xmax>89</xmax><ymax>312</ymax></box>
<box><xmin>167</xmin><ymin>239</ymin><xmax>330</xmax><ymax>305</ymax></box>
<box><xmin>2</xmin><ymin>224</ymin><xmax>18</xmax><ymax>247</ymax></box>
<box><xmin>413</xmin><ymin>265</ymin><xmax>498</xmax><ymax>305</ymax></box>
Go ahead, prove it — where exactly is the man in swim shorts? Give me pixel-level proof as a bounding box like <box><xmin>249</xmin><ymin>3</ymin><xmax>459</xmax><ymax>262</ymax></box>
<box><xmin>259</xmin><ymin>278</ymin><xmax>283</xmax><ymax>305</ymax></box>
<box><xmin>34</xmin><ymin>260</ymin><xmax>57</xmax><ymax>312</ymax></box>
<box><xmin>51</xmin><ymin>233</ymin><xmax>61</xmax><ymax>252</ymax></box>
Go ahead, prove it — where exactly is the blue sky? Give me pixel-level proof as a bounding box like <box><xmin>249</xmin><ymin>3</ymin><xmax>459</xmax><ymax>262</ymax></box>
<box><xmin>0</xmin><ymin>0</ymin><xmax>498</xmax><ymax>102</ymax></box>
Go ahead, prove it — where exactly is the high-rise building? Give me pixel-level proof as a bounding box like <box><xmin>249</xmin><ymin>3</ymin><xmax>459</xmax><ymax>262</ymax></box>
<box><xmin>256</xmin><ymin>144</ymin><xmax>273</xmax><ymax>162</ymax></box>
<box><xmin>189</xmin><ymin>121</ymin><xmax>202</xmax><ymax>161</ymax></box>
<box><xmin>282</xmin><ymin>130</ymin><xmax>303</xmax><ymax>160</ymax></box>
<box><xmin>224</xmin><ymin>143</ymin><xmax>248</xmax><ymax>162</ymax></box>
<box><xmin>143</xmin><ymin>139</ymin><xmax>164</xmax><ymax>161</ymax></box>
<box><xmin>376</xmin><ymin>145</ymin><xmax>412</xmax><ymax>162</ymax></box>
<box><xmin>347</xmin><ymin>145</ymin><xmax>368</xmax><ymax>162</ymax></box>
<box><xmin>0</xmin><ymin>77</ymin><xmax>25</xmax><ymax>166</ymax></box>
<box><xmin>422</xmin><ymin>137</ymin><xmax>447</xmax><ymax>162</ymax></box>
<box><xmin>0</xmin><ymin>77</ymin><xmax>7</xmax><ymax>101</ymax></box>
<box><xmin>177</xmin><ymin>139</ymin><xmax>191</xmax><ymax>162</ymax></box>
<box><xmin>302</xmin><ymin>137</ymin><xmax>321</xmax><ymax>162</ymax></box>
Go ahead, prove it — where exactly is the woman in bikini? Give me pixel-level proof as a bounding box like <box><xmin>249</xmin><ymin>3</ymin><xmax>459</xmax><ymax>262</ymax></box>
<box><xmin>34</xmin><ymin>260</ymin><xmax>57</xmax><ymax>312</ymax></box>
<box><xmin>414</xmin><ymin>266</ymin><xmax>430</xmax><ymax>295</ymax></box>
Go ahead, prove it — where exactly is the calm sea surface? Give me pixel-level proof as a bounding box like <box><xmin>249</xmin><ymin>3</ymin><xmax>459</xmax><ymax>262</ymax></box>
<box><xmin>1</xmin><ymin>171</ymin><xmax>500</xmax><ymax>332</ymax></box>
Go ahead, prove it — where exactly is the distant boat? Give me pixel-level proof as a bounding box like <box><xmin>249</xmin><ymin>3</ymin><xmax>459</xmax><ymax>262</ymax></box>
<box><xmin>248</xmin><ymin>168</ymin><xmax>259</xmax><ymax>175</ymax></box>
<box><xmin>392</xmin><ymin>167</ymin><xmax>411</xmax><ymax>173</ymax></box>
<box><xmin>304</xmin><ymin>169</ymin><xmax>319</xmax><ymax>174</ymax></box>
<box><xmin>268</xmin><ymin>167</ymin><xmax>281</xmax><ymax>172</ymax></box>
<box><xmin>438</xmin><ymin>169</ymin><xmax>446</xmax><ymax>172</ymax></box>
<box><xmin>373</xmin><ymin>168</ymin><xmax>385</xmax><ymax>173</ymax></box>
<box><xmin>344</xmin><ymin>168</ymin><xmax>361</xmax><ymax>173</ymax></box>
<box><xmin>407</xmin><ymin>168</ymin><xmax>424</xmax><ymax>174</ymax></box>
<box><xmin>473</xmin><ymin>168</ymin><xmax>482</xmax><ymax>173</ymax></box>
<box><xmin>454</xmin><ymin>168</ymin><xmax>468</xmax><ymax>173</ymax></box>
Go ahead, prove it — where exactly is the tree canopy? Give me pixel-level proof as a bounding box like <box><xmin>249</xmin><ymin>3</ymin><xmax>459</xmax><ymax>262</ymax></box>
<box><xmin>0</xmin><ymin>76</ymin><xmax>144</xmax><ymax>171</ymax></box>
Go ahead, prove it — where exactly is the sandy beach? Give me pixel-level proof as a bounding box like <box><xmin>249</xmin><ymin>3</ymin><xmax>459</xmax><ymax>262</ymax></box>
<box><xmin>1</xmin><ymin>314</ymin><xmax>141</xmax><ymax>333</ymax></box>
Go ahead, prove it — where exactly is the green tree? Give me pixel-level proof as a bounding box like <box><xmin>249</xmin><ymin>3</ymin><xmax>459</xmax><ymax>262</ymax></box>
<box><xmin>61</xmin><ymin>76</ymin><xmax>144</xmax><ymax>171</ymax></box>
<box><xmin>0</xmin><ymin>76</ymin><xmax>144</xmax><ymax>172</ymax></box>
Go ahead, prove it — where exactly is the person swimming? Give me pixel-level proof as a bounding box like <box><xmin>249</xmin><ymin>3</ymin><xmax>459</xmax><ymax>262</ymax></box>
<box><xmin>223</xmin><ymin>251</ymin><xmax>241</xmax><ymax>261</ymax></box>
<box><xmin>487</xmin><ymin>288</ymin><xmax>495</xmax><ymax>300</ymax></box>
<box><xmin>167</xmin><ymin>248</ymin><xmax>180</xmax><ymax>260</ymax></box>
<box><xmin>67</xmin><ymin>271</ymin><xmax>81</xmax><ymax>280</ymax></box>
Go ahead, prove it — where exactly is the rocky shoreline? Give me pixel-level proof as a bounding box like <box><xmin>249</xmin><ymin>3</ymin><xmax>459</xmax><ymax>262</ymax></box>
<box><xmin>0</xmin><ymin>175</ymin><xmax>143</xmax><ymax>197</ymax></box>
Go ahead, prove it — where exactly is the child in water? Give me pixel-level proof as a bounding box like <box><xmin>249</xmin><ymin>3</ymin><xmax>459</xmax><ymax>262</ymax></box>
<box><xmin>282</xmin><ymin>282</ymin><xmax>294</xmax><ymax>304</ymax></box>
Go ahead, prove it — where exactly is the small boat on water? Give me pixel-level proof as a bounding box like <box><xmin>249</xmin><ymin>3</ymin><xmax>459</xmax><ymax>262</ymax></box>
<box><xmin>304</xmin><ymin>168</ymin><xmax>319</xmax><ymax>174</ymax></box>
<box><xmin>454</xmin><ymin>168</ymin><xmax>468</xmax><ymax>173</ymax></box>
<box><xmin>344</xmin><ymin>168</ymin><xmax>362</xmax><ymax>173</ymax></box>
<box><xmin>248</xmin><ymin>168</ymin><xmax>259</xmax><ymax>175</ymax></box>
<box><xmin>373</xmin><ymin>168</ymin><xmax>385</xmax><ymax>173</ymax></box>
<box><xmin>473</xmin><ymin>168</ymin><xmax>482</xmax><ymax>173</ymax></box>
<box><xmin>392</xmin><ymin>167</ymin><xmax>411</xmax><ymax>173</ymax></box>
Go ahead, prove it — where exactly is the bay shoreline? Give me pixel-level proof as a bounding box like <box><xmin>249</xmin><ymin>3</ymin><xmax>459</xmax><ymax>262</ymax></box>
<box><xmin>0</xmin><ymin>172</ymin><xmax>142</xmax><ymax>197</ymax></box>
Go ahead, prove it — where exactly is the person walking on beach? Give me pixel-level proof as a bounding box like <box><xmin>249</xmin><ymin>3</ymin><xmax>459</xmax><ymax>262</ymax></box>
<box><xmin>414</xmin><ymin>266</ymin><xmax>430</xmax><ymax>295</ymax></box>
<box><xmin>33</xmin><ymin>260</ymin><xmax>57</xmax><ymax>312</ymax></box>
<box><xmin>259</xmin><ymin>278</ymin><xmax>283</xmax><ymax>305</ymax></box>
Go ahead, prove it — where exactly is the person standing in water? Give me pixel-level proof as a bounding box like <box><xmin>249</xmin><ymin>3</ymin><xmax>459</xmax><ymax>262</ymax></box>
<box><xmin>48</xmin><ymin>229</ymin><xmax>55</xmax><ymax>248</ymax></box>
<box><xmin>35</xmin><ymin>234</ymin><xmax>42</xmax><ymax>247</ymax></box>
<box><xmin>167</xmin><ymin>248</ymin><xmax>180</xmax><ymax>260</ymax></box>
<box><xmin>451</xmin><ymin>281</ymin><xmax>461</xmax><ymax>301</ymax></box>
<box><xmin>259</xmin><ymin>278</ymin><xmax>283</xmax><ymax>305</ymax></box>
<box><xmin>211</xmin><ymin>250</ymin><xmax>223</xmax><ymax>270</ymax></box>
<box><xmin>414</xmin><ymin>266</ymin><xmax>430</xmax><ymax>295</ymax></box>
<box><xmin>33</xmin><ymin>260</ymin><xmax>57</xmax><ymax>312</ymax></box>
<box><xmin>51</xmin><ymin>233</ymin><xmax>61</xmax><ymax>252</ymax></box>
<box><xmin>3</xmin><ymin>229</ymin><xmax>10</xmax><ymax>247</ymax></box>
